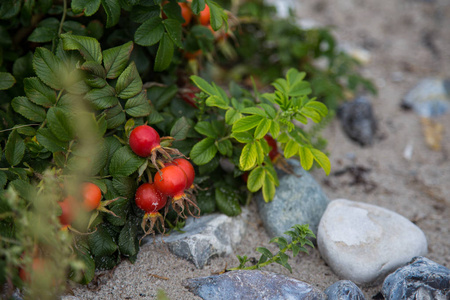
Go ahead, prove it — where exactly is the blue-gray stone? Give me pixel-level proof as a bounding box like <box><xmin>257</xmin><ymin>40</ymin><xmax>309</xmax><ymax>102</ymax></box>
<box><xmin>324</xmin><ymin>280</ymin><xmax>366</xmax><ymax>300</ymax></box>
<box><xmin>382</xmin><ymin>256</ymin><xmax>450</xmax><ymax>300</ymax></box>
<box><xmin>402</xmin><ymin>78</ymin><xmax>450</xmax><ymax>117</ymax></box>
<box><xmin>142</xmin><ymin>209</ymin><xmax>249</xmax><ymax>269</ymax></box>
<box><xmin>256</xmin><ymin>159</ymin><xmax>329</xmax><ymax>238</ymax></box>
<box><xmin>184</xmin><ymin>270</ymin><xmax>326</xmax><ymax>300</ymax></box>
<box><xmin>337</xmin><ymin>97</ymin><xmax>377</xmax><ymax>146</ymax></box>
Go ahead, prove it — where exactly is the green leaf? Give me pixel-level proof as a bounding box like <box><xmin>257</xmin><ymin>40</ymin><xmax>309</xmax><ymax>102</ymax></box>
<box><xmin>206</xmin><ymin>0</ymin><xmax>226</xmax><ymax>31</ymax></box>
<box><xmin>170</xmin><ymin>117</ymin><xmax>191</xmax><ymax>141</ymax></box>
<box><xmin>190</xmin><ymin>137</ymin><xmax>217</xmax><ymax>165</ymax></box>
<box><xmin>36</xmin><ymin>128</ymin><xmax>68</xmax><ymax>152</ymax></box>
<box><xmin>194</xmin><ymin>122</ymin><xmax>216</xmax><ymax>138</ymax></box>
<box><xmin>33</xmin><ymin>47</ymin><xmax>66</xmax><ymax>90</ymax></box>
<box><xmin>232</xmin><ymin>115</ymin><xmax>263</xmax><ymax>133</ymax></box>
<box><xmin>0</xmin><ymin>72</ymin><xmax>15</xmax><ymax>90</ymax></box>
<box><xmin>215</xmin><ymin>187</ymin><xmax>241</xmax><ymax>216</ymax></box>
<box><xmin>148</xmin><ymin>84</ymin><xmax>178</xmax><ymax>111</ymax></box>
<box><xmin>105</xmin><ymin>196</ymin><xmax>129</xmax><ymax>226</ymax></box>
<box><xmin>24</xmin><ymin>77</ymin><xmax>56</xmax><ymax>107</ymax></box>
<box><xmin>216</xmin><ymin>139</ymin><xmax>232</xmax><ymax>156</ymax></box>
<box><xmin>125</xmin><ymin>91</ymin><xmax>151</xmax><ymax>117</ymax></box>
<box><xmin>205</xmin><ymin>95</ymin><xmax>228</xmax><ymax>110</ymax></box>
<box><xmin>256</xmin><ymin>247</ymin><xmax>273</xmax><ymax>258</ymax></box>
<box><xmin>112</xmin><ymin>177</ymin><xmax>137</xmax><ymax>200</ymax></box>
<box><xmin>241</xmin><ymin>107</ymin><xmax>266</xmax><ymax>117</ymax></box>
<box><xmin>5</xmin><ymin>130</ymin><xmax>25</xmax><ymax>167</ymax></box>
<box><xmin>105</xmin><ymin>104</ymin><xmax>126</xmax><ymax>129</ymax></box>
<box><xmin>115</xmin><ymin>62</ymin><xmax>142</xmax><ymax>99</ymax></box>
<box><xmin>247</xmin><ymin>166</ymin><xmax>265</xmax><ymax>192</ymax></box>
<box><xmin>85</xmin><ymin>85</ymin><xmax>119</xmax><ymax>110</ymax></box>
<box><xmin>259</xmin><ymin>103</ymin><xmax>276</xmax><ymax>119</ymax></box>
<box><xmin>28</xmin><ymin>18</ymin><xmax>58</xmax><ymax>42</ymax></box>
<box><xmin>239</xmin><ymin>142</ymin><xmax>257</xmax><ymax>171</ymax></box>
<box><xmin>305</xmin><ymin>101</ymin><xmax>328</xmax><ymax>117</ymax></box>
<box><xmin>61</xmin><ymin>33</ymin><xmax>102</xmax><ymax>64</ymax></box>
<box><xmin>0</xmin><ymin>0</ymin><xmax>21</xmax><ymax>19</ymax></box>
<box><xmin>270</xmin><ymin>236</ymin><xmax>288</xmax><ymax>250</ymax></box>
<box><xmin>154</xmin><ymin>33</ymin><xmax>174</xmax><ymax>72</ymax></box>
<box><xmin>191</xmin><ymin>0</ymin><xmax>205</xmax><ymax>14</ymax></box>
<box><xmin>230</xmin><ymin>132</ymin><xmax>253</xmax><ymax>144</ymax></box>
<box><xmin>284</xmin><ymin>140</ymin><xmax>299</xmax><ymax>159</ymax></box>
<box><xmin>298</xmin><ymin>146</ymin><xmax>314</xmax><ymax>170</ymax></box>
<box><xmin>71</xmin><ymin>0</ymin><xmax>101</xmax><ymax>16</ymax></box>
<box><xmin>47</xmin><ymin>107</ymin><xmax>74</xmax><ymax>142</ymax></box>
<box><xmin>291</xmin><ymin>244</ymin><xmax>301</xmax><ymax>257</ymax></box>
<box><xmin>311</xmin><ymin>148</ymin><xmax>331</xmax><ymax>175</ymax></box>
<box><xmin>88</xmin><ymin>225</ymin><xmax>118</xmax><ymax>257</ymax></box>
<box><xmin>190</xmin><ymin>75</ymin><xmax>216</xmax><ymax>96</ymax></box>
<box><xmin>225</xmin><ymin>108</ymin><xmax>241</xmax><ymax>125</ymax></box>
<box><xmin>269</xmin><ymin>121</ymin><xmax>280</xmax><ymax>138</ymax></box>
<box><xmin>134</xmin><ymin>17</ymin><xmax>164</xmax><ymax>46</ymax></box>
<box><xmin>163</xmin><ymin>19</ymin><xmax>183</xmax><ymax>49</ymax></box>
<box><xmin>262</xmin><ymin>175</ymin><xmax>276</xmax><ymax>202</ymax></box>
<box><xmin>103</xmin><ymin>41</ymin><xmax>133</xmax><ymax>79</ymax></box>
<box><xmin>11</xmin><ymin>96</ymin><xmax>46</xmax><ymax>122</ymax></box>
<box><xmin>101</xmin><ymin>0</ymin><xmax>121</xmax><ymax>28</ymax></box>
<box><xmin>300</xmin><ymin>107</ymin><xmax>321</xmax><ymax>123</ymax></box>
<box><xmin>254</xmin><ymin>119</ymin><xmax>272</xmax><ymax>140</ymax></box>
<box><xmin>118</xmin><ymin>221</ymin><xmax>138</xmax><ymax>257</ymax></box>
<box><xmin>255</xmin><ymin>140</ymin><xmax>265</xmax><ymax>165</ymax></box>
<box><xmin>109</xmin><ymin>146</ymin><xmax>146</xmax><ymax>177</ymax></box>
<box><xmin>76</xmin><ymin>250</ymin><xmax>96</xmax><ymax>285</ymax></box>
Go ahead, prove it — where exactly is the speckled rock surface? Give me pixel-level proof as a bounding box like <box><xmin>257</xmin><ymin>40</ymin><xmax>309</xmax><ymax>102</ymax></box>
<box><xmin>317</xmin><ymin>199</ymin><xmax>428</xmax><ymax>286</ymax></box>
<box><xmin>382</xmin><ymin>256</ymin><xmax>450</xmax><ymax>300</ymax></box>
<box><xmin>324</xmin><ymin>280</ymin><xmax>366</xmax><ymax>300</ymax></box>
<box><xmin>143</xmin><ymin>209</ymin><xmax>249</xmax><ymax>269</ymax></box>
<box><xmin>184</xmin><ymin>270</ymin><xmax>327</xmax><ymax>300</ymax></box>
<box><xmin>256</xmin><ymin>159</ymin><xmax>329</xmax><ymax>238</ymax></box>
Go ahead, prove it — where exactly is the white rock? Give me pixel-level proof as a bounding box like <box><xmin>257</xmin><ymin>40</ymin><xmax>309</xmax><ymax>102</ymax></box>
<box><xmin>143</xmin><ymin>209</ymin><xmax>249</xmax><ymax>269</ymax></box>
<box><xmin>317</xmin><ymin>199</ymin><xmax>427</xmax><ymax>286</ymax></box>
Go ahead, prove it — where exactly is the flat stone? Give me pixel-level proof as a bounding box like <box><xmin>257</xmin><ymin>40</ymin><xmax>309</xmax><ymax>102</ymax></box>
<box><xmin>317</xmin><ymin>199</ymin><xmax>427</xmax><ymax>286</ymax></box>
<box><xmin>402</xmin><ymin>78</ymin><xmax>450</xmax><ymax>117</ymax></box>
<box><xmin>382</xmin><ymin>256</ymin><xmax>450</xmax><ymax>300</ymax></box>
<box><xmin>184</xmin><ymin>270</ymin><xmax>326</xmax><ymax>300</ymax></box>
<box><xmin>143</xmin><ymin>209</ymin><xmax>249</xmax><ymax>269</ymax></box>
<box><xmin>256</xmin><ymin>159</ymin><xmax>329</xmax><ymax>238</ymax></box>
<box><xmin>337</xmin><ymin>97</ymin><xmax>377</xmax><ymax>146</ymax></box>
<box><xmin>324</xmin><ymin>280</ymin><xmax>366</xmax><ymax>300</ymax></box>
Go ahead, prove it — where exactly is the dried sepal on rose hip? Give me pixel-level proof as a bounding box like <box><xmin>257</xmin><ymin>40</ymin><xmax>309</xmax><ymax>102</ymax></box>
<box><xmin>129</xmin><ymin>124</ymin><xmax>185</xmax><ymax>170</ymax></box>
<box><xmin>135</xmin><ymin>182</ymin><xmax>167</xmax><ymax>241</ymax></box>
<box><xmin>154</xmin><ymin>164</ymin><xmax>200</xmax><ymax>219</ymax></box>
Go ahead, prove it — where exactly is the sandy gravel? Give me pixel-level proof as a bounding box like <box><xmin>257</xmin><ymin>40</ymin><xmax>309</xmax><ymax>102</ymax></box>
<box><xmin>70</xmin><ymin>0</ymin><xmax>450</xmax><ymax>299</ymax></box>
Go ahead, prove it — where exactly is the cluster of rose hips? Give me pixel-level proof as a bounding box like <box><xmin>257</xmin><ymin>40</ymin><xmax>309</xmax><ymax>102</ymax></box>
<box><xmin>129</xmin><ymin>125</ymin><xmax>199</xmax><ymax>239</ymax></box>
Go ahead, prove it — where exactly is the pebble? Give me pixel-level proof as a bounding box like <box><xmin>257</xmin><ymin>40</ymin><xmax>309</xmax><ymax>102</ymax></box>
<box><xmin>317</xmin><ymin>199</ymin><xmax>428</xmax><ymax>285</ymax></box>
<box><xmin>256</xmin><ymin>159</ymin><xmax>329</xmax><ymax>238</ymax></box>
<box><xmin>382</xmin><ymin>256</ymin><xmax>450</xmax><ymax>300</ymax></box>
<box><xmin>402</xmin><ymin>78</ymin><xmax>450</xmax><ymax>117</ymax></box>
<box><xmin>142</xmin><ymin>209</ymin><xmax>248</xmax><ymax>269</ymax></box>
<box><xmin>337</xmin><ymin>97</ymin><xmax>377</xmax><ymax>146</ymax></box>
<box><xmin>184</xmin><ymin>270</ymin><xmax>326</xmax><ymax>300</ymax></box>
<box><xmin>324</xmin><ymin>280</ymin><xmax>366</xmax><ymax>300</ymax></box>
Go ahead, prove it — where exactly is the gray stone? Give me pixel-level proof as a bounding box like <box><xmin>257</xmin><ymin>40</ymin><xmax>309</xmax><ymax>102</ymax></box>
<box><xmin>402</xmin><ymin>78</ymin><xmax>450</xmax><ymax>117</ymax></box>
<box><xmin>143</xmin><ymin>209</ymin><xmax>249</xmax><ymax>269</ymax></box>
<box><xmin>337</xmin><ymin>97</ymin><xmax>377</xmax><ymax>146</ymax></box>
<box><xmin>382</xmin><ymin>256</ymin><xmax>450</xmax><ymax>300</ymax></box>
<box><xmin>324</xmin><ymin>280</ymin><xmax>366</xmax><ymax>300</ymax></box>
<box><xmin>317</xmin><ymin>199</ymin><xmax>428</xmax><ymax>286</ymax></box>
<box><xmin>184</xmin><ymin>270</ymin><xmax>326</xmax><ymax>300</ymax></box>
<box><xmin>256</xmin><ymin>159</ymin><xmax>329</xmax><ymax>238</ymax></box>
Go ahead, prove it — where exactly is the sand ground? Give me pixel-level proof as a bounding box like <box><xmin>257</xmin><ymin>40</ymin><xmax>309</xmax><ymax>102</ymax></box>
<box><xmin>71</xmin><ymin>0</ymin><xmax>450</xmax><ymax>299</ymax></box>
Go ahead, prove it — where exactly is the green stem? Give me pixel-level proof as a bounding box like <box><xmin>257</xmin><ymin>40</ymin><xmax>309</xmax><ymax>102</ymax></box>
<box><xmin>58</xmin><ymin>0</ymin><xmax>68</xmax><ymax>37</ymax></box>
